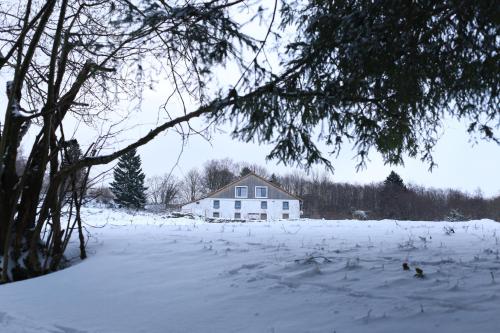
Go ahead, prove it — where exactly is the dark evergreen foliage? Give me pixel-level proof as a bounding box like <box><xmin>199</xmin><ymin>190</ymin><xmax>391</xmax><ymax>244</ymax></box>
<box><xmin>220</xmin><ymin>0</ymin><xmax>499</xmax><ymax>169</ymax></box>
<box><xmin>380</xmin><ymin>171</ymin><xmax>409</xmax><ymax>219</ymax></box>
<box><xmin>384</xmin><ymin>171</ymin><xmax>406</xmax><ymax>190</ymax></box>
<box><xmin>1</xmin><ymin>0</ymin><xmax>498</xmax><ymax>282</ymax></box>
<box><xmin>59</xmin><ymin>140</ymin><xmax>84</xmax><ymax>202</ymax></box>
<box><xmin>240</xmin><ymin>167</ymin><xmax>252</xmax><ymax>177</ymax></box>
<box><xmin>110</xmin><ymin>149</ymin><xmax>147</xmax><ymax>209</ymax></box>
<box><xmin>269</xmin><ymin>173</ymin><xmax>280</xmax><ymax>186</ymax></box>
<box><xmin>61</xmin><ymin>140</ymin><xmax>82</xmax><ymax>166</ymax></box>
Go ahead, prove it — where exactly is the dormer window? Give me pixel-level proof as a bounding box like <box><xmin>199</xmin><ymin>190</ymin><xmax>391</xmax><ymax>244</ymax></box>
<box><xmin>235</xmin><ymin>186</ymin><xmax>248</xmax><ymax>198</ymax></box>
<box><xmin>255</xmin><ymin>186</ymin><xmax>268</xmax><ymax>198</ymax></box>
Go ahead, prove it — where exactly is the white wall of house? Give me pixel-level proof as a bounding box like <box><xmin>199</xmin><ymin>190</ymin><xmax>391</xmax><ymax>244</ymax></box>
<box><xmin>182</xmin><ymin>198</ymin><xmax>300</xmax><ymax>220</ymax></box>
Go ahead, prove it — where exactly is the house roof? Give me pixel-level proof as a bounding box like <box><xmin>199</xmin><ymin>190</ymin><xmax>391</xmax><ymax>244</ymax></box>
<box><xmin>183</xmin><ymin>172</ymin><xmax>301</xmax><ymax>205</ymax></box>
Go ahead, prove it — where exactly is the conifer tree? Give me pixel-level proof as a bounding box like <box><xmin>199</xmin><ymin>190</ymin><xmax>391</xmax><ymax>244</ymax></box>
<box><xmin>240</xmin><ymin>167</ymin><xmax>252</xmax><ymax>177</ymax></box>
<box><xmin>269</xmin><ymin>173</ymin><xmax>281</xmax><ymax>186</ymax></box>
<box><xmin>110</xmin><ymin>149</ymin><xmax>147</xmax><ymax>209</ymax></box>
<box><xmin>384</xmin><ymin>171</ymin><xmax>406</xmax><ymax>190</ymax></box>
<box><xmin>380</xmin><ymin>171</ymin><xmax>408</xmax><ymax>219</ymax></box>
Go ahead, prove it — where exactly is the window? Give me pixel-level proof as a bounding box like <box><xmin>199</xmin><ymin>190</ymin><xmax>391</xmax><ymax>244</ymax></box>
<box><xmin>248</xmin><ymin>213</ymin><xmax>259</xmax><ymax>220</ymax></box>
<box><xmin>283</xmin><ymin>201</ymin><xmax>289</xmax><ymax>210</ymax></box>
<box><xmin>282</xmin><ymin>213</ymin><xmax>289</xmax><ymax>219</ymax></box>
<box><xmin>260</xmin><ymin>213</ymin><xmax>267</xmax><ymax>220</ymax></box>
<box><xmin>234</xmin><ymin>212</ymin><xmax>241</xmax><ymax>219</ymax></box>
<box><xmin>261</xmin><ymin>201</ymin><xmax>267</xmax><ymax>209</ymax></box>
<box><xmin>213</xmin><ymin>200</ymin><xmax>220</xmax><ymax>209</ymax></box>
<box><xmin>255</xmin><ymin>186</ymin><xmax>268</xmax><ymax>198</ymax></box>
<box><xmin>235</xmin><ymin>200</ymin><xmax>241</xmax><ymax>209</ymax></box>
<box><xmin>235</xmin><ymin>186</ymin><xmax>248</xmax><ymax>198</ymax></box>
<box><xmin>213</xmin><ymin>212</ymin><xmax>220</xmax><ymax>218</ymax></box>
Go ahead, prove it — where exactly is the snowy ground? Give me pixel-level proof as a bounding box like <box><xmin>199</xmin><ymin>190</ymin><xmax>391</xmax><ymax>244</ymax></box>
<box><xmin>1</xmin><ymin>208</ymin><xmax>499</xmax><ymax>333</ymax></box>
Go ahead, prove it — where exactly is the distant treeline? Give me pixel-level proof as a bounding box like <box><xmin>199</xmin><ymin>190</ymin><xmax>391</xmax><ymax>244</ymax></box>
<box><xmin>277</xmin><ymin>171</ymin><xmax>499</xmax><ymax>221</ymax></box>
<box><xmin>90</xmin><ymin>158</ymin><xmax>499</xmax><ymax>221</ymax></box>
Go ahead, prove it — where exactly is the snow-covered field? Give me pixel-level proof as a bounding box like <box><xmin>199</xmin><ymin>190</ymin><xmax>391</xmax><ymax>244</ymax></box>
<box><xmin>1</xmin><ymin>208</ymin><xmax>499</xmax><ymax>333</ymax></box>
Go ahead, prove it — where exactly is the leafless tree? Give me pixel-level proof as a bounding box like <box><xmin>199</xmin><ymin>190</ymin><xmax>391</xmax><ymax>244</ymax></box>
<box><xmin>147</xmin><ymin>175</ymin><xmax>165</xmax><ymax>205</ymax></box>
<box><xmin>238</xmin><ymin>162</ymin><xmax>269</xmax><ymax>178</ymax></box>
<box><xmin>147</xmin><ymin>174</ymin><xmax>180</xmax><ymax>207</ymax></box>
<box><xmin>274</xmin><ymin>170</ymin><xmax>499</xmax><ymax>221</ymax></box>
<box><xmin>1</xmin><ymin>0</ymin><xmax>497</xmax><ymax>282</ymax></box>
<box><xmin>86</xmin><ymin>186</ymin><xmax>114</xmax><ymax>205</ymax></box>
<box><xmin>0</xmin><ymin>0</ymin><xmax>276</xmax><ymax>282</ymax></box>
<box><xmin>202</xmin><ymin>159</ymin><xmax>236</xmax><ymax>193</ymax></box>
<box><xmin>162</xmin><ymin>177</ymin><xmax>180</xmax><ymax>207</ymax></box>
<box><xmin>180</xmin><ymin>169</ymin><xmax>204</xmax><ymax>203</ymax></box>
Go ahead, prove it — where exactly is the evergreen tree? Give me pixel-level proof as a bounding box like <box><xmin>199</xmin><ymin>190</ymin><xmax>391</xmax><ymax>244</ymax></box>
<box><xmin>240</xmin><ymin>167</ymin><xmax>252</xmax><ymax>177</ymax></box>
<box><xmin>229</xmin><ymin>1</ymin><xmax>499</xmax><ymax>170</ymax></box>
<box><xmin>383</xmin><ymin>171</ymin><xmax>406</xmax><ymax>190</ymax></box>
<box><xmin>269</xmin><ymin>173</ymin><xmax>280</xmax><ymax>186</ymax></box>
<box><xmin>380</xmin><ymin>171</ymin><xmax>408</xmax><ymax>219</ymax></box>
<box><xmin>110</xmin><ymin>149</ymin><xmax>147</xmax><ymax>209</ymax></box>
<box><xmin>60</xmin><ymin>140</ymin><xmax>83</xmax><ymax>202</ymax></box>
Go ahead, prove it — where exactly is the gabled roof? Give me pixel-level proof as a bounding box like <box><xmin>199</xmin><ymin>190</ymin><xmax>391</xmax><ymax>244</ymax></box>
<box><xmin>183</xmin><ymin>172</ymin><xmax>301</xmax><ymax>205</ymax></box>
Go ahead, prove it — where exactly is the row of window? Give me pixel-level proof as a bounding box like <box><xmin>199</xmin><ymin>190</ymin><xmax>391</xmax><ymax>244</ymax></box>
<box><xmin>213</xmin><ymin>200</ymin><xmax>289</xmax><ymax>210</ymax></box>
<box><xmin>213</xmin><ymin>212</ymin><xmax>290</xmax><ymax>219</ymax></box>
<box><xmin>235</xmin><ymin>186</ymin><xmax>268</xmax><ymax>198</ymax></box>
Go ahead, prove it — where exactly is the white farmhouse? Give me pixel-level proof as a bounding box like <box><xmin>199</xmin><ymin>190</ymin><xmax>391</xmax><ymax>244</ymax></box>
<box><xmin>181</xmin><ymin>173</ymin><xmax>301</xmax><ymax>220</ymax></box>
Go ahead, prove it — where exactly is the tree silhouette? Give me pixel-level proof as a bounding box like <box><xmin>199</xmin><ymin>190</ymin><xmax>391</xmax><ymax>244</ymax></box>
<box><xmin>380</xmin><ymin>171</ymin><xmax>409</xmax><ymax>219</ymax></box>
<box><xmin>110</xmin><ymin>149</ymin><xmax>147</xmax><ymax>209</ymax></box>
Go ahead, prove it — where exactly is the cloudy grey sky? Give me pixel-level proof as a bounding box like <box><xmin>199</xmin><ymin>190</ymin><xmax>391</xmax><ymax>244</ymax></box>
<box><xmin>123</xmin><ymin>1</ymin><xmax>500</xmax><ymax>198</ymax></box>
<box><xmin>1</xmin><ymin>0</ymin><xmax>498</xmax><ymax>198</ymax></box>
<box><xmin>135</xmin><ymin>114</ymin><xmax>499</xmax><ymax>198</ymax></box>
<box><xmin>4</xmin><ymin>73</ymin><xmax>497</xmax><ymax>198</ymax></box>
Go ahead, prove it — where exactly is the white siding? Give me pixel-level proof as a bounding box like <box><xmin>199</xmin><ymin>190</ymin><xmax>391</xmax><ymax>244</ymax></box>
<box><xmin>182</xmin><ymin>198</ymin><xmax>300</xmax><ymax>220</ymax></box>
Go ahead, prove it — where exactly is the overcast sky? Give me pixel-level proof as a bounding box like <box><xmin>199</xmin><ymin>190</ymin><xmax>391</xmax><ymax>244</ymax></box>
<box><xmin>1</xmin><ymin>1</ymin><xmax>498</xmax><ymax>198</ymax></box>
<box><xmin>3</xmin><ymin>74</ymin><xmax>497</xmax><ymax>198</ymax></box>
<box><xmin>135</xmin><ymin>114</ymin><xmax>499</xmax><ymax>198</ymax></box>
